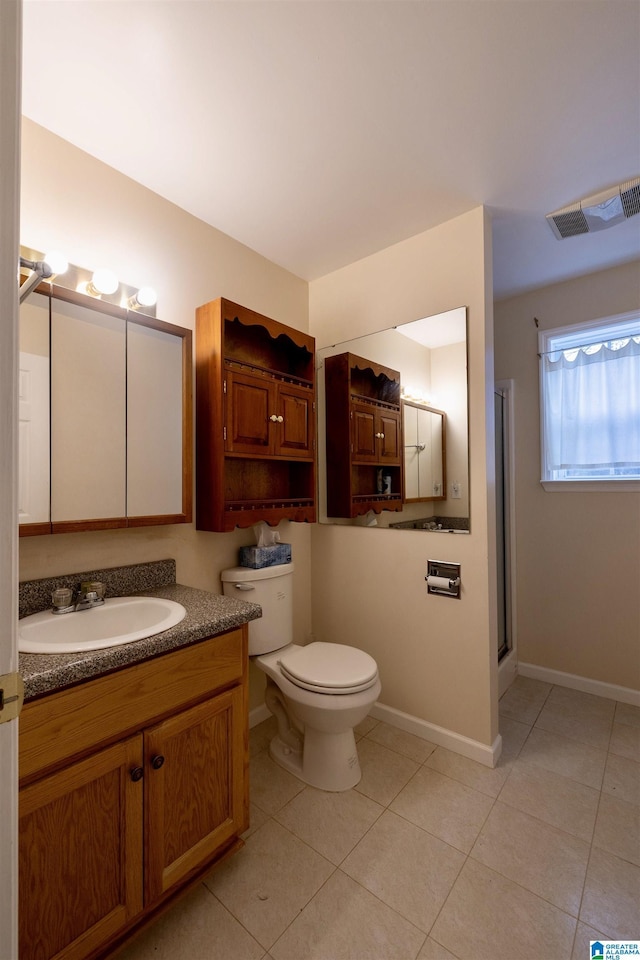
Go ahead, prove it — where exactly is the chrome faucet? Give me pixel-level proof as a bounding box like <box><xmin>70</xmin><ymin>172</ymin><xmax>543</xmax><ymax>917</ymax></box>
<box><xmin>51</xmin><ymin>581</ymin><xmax>106</xmax><ymax>614</ymax></box>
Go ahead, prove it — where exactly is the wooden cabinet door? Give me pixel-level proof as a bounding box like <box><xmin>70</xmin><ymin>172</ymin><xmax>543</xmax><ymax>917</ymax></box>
<box><xmin>225</xmin><ymin>369</ymin><xmax>272</xmax><ymax>454</ymax></box>
<box><xmin>351</xmin><ymin>401</ymin><xmax>377</xmax><ymax>462</ymax></box>
<box><xmin>378</xmin><ymin>409</ymin><xmax>401</xmax><ymax>463</ymax></box>
<box><xmin>19</xmin><ymin>737</ymin><xmax>143</xmax><ymax>960</ymax></box>
<box><xmin>275</xmin><ymin>382</ymin><xmax>314</xmax><ymax>458</ymax></box>
<box><xmin>144</xmin><ymin>688</ymin><xmax>246</xmax><ymax>903</ymax></box>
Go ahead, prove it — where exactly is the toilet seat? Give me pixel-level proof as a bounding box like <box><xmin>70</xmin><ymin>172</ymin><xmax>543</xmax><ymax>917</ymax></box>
<box><xmin>278</xmin><ymin>642</ymin><xmax>378</xmax><ymax>695</ymax></box>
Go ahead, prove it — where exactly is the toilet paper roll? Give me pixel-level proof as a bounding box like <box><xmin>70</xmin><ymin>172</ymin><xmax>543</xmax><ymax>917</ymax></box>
<box><xmin>426</xmin><ymin>575</ymin><xmax>454</xmax><ymax>591</ymax></box>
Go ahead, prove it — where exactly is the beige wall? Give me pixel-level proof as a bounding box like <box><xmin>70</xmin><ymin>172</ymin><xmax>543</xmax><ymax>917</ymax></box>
<box><xmin>494</xmin><ymin>261</ymin><xmax>640</xmax><ymax>690</ymax></box>
<box><xmin>19</xmin><ymin>119</ymin><xmax>312</xmax><ymax>710</ymax></box>
<box><xmin>309</xmin><ymin>207</ymin><xmax>498</xmax><ymax>747</ymax></box>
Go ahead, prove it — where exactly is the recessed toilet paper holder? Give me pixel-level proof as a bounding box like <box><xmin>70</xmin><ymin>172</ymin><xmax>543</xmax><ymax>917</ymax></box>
<box><xmin>425</xmin><ymin>560</ymin><xmax>461</xmax><ymax>599</ymax></box>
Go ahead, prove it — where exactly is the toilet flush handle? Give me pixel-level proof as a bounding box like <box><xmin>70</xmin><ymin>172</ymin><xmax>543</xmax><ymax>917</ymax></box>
<box><xmin>233</xmin><ymin>583</ymin><xmax>255</xmax><ymax>591</ymax></box>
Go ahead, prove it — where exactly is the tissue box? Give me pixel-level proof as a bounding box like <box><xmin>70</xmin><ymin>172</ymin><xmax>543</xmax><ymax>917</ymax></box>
<box><xmin>239</xmin><ymin>543</ymin><xmax>292</xmax><ymax>569</ymax></box>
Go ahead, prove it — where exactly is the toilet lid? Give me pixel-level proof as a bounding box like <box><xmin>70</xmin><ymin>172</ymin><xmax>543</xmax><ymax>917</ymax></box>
<box><xmin>278</xmin><ymin>642</ymin><xmax>378</xmax><ymax>694</ymax></box>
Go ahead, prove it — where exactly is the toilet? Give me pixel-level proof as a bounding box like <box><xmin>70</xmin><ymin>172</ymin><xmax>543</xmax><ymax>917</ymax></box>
<box><xmin>221</xmin><ymin>562</ymin><xmax>381</xmax><ymax>791</ymax></box>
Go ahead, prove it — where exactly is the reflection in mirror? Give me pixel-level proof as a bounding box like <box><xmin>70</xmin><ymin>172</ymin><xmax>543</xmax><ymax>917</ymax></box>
<box><xmin>318</xmin><ymin>306</ymin><xmax>469</xmax><ymax>532</ymax></box>
<box><xmin>403</xmin><ymin>402</ymin><xmax>445</xmax><ymax>502</ymax></box>
<box><xmin>19</xmin><ymin>291</ymin><xmax>50</xmax><ymax>527</ymax></box>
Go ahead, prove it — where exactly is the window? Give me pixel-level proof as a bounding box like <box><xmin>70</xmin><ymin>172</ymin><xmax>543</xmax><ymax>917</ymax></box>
<box><xmin>539</xmin><ymin>312</ymin><xmax>640</xmax><ymax>489</ymax></box>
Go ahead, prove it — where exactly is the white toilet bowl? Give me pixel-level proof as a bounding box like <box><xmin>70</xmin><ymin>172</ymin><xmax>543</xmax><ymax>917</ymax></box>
<box><xmin>256</xmin><ymin>642</ymin><xmax>381</xmax><ymax>791</ymax></box>
<box><xmin>221</xmin><ymin>563</ymin><xmax>381</xmax><ymax>792</ymax></box>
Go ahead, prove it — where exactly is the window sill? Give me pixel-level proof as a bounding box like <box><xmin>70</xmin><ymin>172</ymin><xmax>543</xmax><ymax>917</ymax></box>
<box><xmin>541</xmin><ymin>480</ymin><xmax>640</xmax><ymax>492</ymax></box>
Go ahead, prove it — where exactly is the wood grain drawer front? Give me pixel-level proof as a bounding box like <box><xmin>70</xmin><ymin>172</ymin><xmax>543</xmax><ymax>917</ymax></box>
<box><xmin>20</xmin><ymin>627</ymin><xmax>246</xmax><ymax>784</ymax></box>
<box><xmin>19</xmin><ymin>736</ymin><xmax>143</xmax><ymax>960</ymax></box>
<box><xmin>144</xmin><ymin>688</ymin><xmax>245</xmax><ymax>902</ymax></box>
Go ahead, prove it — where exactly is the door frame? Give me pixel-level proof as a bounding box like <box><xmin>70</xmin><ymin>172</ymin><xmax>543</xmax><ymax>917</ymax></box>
<box><xmin>0</xmin><ymin>1</ymin><xmax>21</xmax><ymax>954</ymax></box>
<box><xmin>495</xmin><ymin>379</ymin><xmax>518</xmax><ymax>697</ymax></box>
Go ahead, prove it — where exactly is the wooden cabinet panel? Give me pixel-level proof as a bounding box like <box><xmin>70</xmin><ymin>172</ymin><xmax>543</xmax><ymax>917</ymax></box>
<box><xmin>378</xmin><ymin>410</ymin><xmax>401</xmax><ymax>463</ymax></box>
<box><xmin>225</xmin><ymin>369</ymin><xmax>272</xmax><ymax>454</ymax></box>
<box><xmin>276</xmin><ymin>382</ymin><xmax>314</xmax><ymax>457</ymax></box>
<box><xmin>145</xmin><ymin>689</ymin><xmax>246</xmax><ymax>901</ymax></box>
<box><xmin>19</xmin><ymin>737</ymin><xmax>143</xmax><ymax>960</ymax></box>
<box><xmin>352</xmin><ymin>403</ymin><xmax>377</xmax><ymax>461</ymax></box>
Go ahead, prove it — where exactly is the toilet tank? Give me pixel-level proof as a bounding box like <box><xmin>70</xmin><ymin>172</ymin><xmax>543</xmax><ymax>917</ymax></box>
<box><xmin>221</xmin><ymin>562</ymin><xmax>294</xmax><ymax>656</ymax></box>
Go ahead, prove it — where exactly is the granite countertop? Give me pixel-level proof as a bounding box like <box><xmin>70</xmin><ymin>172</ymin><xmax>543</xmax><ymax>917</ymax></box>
<box><xmin>20</xmin><ymin>581</ymin><xmax>262</xmax><ymax>701</ymax></box>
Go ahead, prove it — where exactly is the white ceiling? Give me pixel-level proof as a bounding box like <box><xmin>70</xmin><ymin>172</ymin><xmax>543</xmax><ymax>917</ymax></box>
<box><xmin>21</xmin><ymin>0</ymin><xmax>640</xmax><ymax>300</ymax></box>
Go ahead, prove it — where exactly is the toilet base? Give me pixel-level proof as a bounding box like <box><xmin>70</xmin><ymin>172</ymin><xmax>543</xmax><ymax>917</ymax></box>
<box><xmin>269</xmin><ymin>727</ymin><xmax>362</xmax><ymax>792</ymax></box>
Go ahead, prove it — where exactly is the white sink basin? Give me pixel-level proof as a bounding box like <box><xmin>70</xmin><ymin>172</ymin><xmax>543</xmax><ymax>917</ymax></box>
<box><xmin>19</xmin><ymin>596</ymin><xmax>187</xmax><ymax>654</ymax></box>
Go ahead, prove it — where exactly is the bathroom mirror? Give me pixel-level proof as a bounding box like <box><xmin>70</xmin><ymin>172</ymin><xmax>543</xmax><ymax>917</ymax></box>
<box><xmin>19</xmin><ymin>283</ymin><xmax>192</xmax><ymax>536</ymax></box>
<box><xmin>317</xmin><ymin>306</ymin><xmax>469</xmax><ymax>532</ymax></box>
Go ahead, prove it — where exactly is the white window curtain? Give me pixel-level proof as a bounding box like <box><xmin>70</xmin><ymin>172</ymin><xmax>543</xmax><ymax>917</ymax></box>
<box><xmin>542</xmin><ymin>336</ymin><xmax>640</xmax><ymax>478</ymax></box>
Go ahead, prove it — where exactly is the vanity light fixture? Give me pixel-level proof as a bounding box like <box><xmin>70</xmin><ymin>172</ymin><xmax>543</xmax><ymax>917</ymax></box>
<box><xmin>44</xmin><ymin>251</ymin><xmax>69</xmax><ymax>276</ymax></box>
<box><xmin>127</xmin><ymin>286</ymin><xmax>157</xmax><ymax>310</ymax></box>
<box><xmin>87</xmin><ymin>268</ymin><xmax>119</xmax><ymax>297</ymax></box>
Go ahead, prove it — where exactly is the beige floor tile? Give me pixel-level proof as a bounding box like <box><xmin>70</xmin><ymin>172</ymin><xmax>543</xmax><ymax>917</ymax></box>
<box><xmin>498</xmin><ymin>760</ymin><xmax>599</xmax><ymax>841</ymax></box>
<box><xmin>534</xmin><ymin>698</ymin><xmax>613</xmax><ymax>750</ymax></box>
<box><xmin>365</xmin><ymin>720</ymin><xmax>437</xmax><ymax>763</ymax></box>
<box><xmin>518</xmin><ymin>727</ymin><xmax>607</xmax><ymax>787</ymax></box>
<box><xmin>593</xmin><ymin>792</ymin><xmax>640</xmax><ymax>866</ymax></box>
<box><xmin>610</xmin><ymin>721</ymin><xmax>640</xmax><ymax>763</ymax></box>
<box><xmin>417</xmin><ymin>938</ymin><xmax>459</xmax><ymax>960</ymax></box>
<box><xmin>270</xmin><ymin>869</ymin><xmax>426</xmax><ymax>960</ymax></box>
<box><xmin>341</xmin><ymin>809</ymin><xmax>465</xmax><ymax>932</ymax></box>
<box><xmin>353</xmin><ymin>737</ymin><xmax>420</xmax><ymax>806</ymax></box>
<box><xmin>204</xmin><ymin>819</ymin><xmax>334</xmax><ymax>950</ymax></box>
<box><xmin>498</xmin><ymin>675</ymin><xmax>551</xmax><ymax>724</ymax></box>
<box><xmin>497</xmin><ymin>715</ymin><xmax>532</xmax><ymax>762</ymax></box>
<box><xmin>430</xmin><ymin>858</ymin><xmax>577</xmax><ymax>960</ymax></box>
<box><xmin>274</xmin><ymin>784</ymin><xmax>383</xmax><ymax>865</ymax></box>
<box><xmin>249</xmin><ymin>715</ymin><xmax>279</xmax><ymax>757</ymax></box>
<box><xmin>115</xmin><ymin>883</ymin><xmax>264</xmax><ymax>960</ymax></box>
<box><xmin>615</xmin><ymin>701</ymin><xmax>640</xmax><ymax>729</ymax></box>
<box><xmin>249</xmin><ymin>750</ymin><xmax>305</xmax><ymax>815</ymax></box>
<box><xmin>390</xmin><ymin>766</ymin><xmax>494</xmax><ymax>854</ymax></box>
<box><xmin>426</xmin><ymin>746</ymin><xmax>510</xmax><ymax>798</ymax></box>
<box><xmin>546</xmin><ymin>685</ymin><xmax>616</xmax><ymax>719</ymax></box>
<box><xmin>355</xmin><ymin>715</ymin><xmax>379</xmax><ymax>738</ymax></box>
<box><xmin>470</xmin><ymin>801</ymin><xmax>590</xmax><ymax>916</ymax></box>
<box><xmin>602</xmin><ymin>752</ymin><xmax>640</xmax><ymax>806</ymax></box>
<box><xmin>242</xmin><ymin>802</ymin><xmax>270</xmax><ymax>840</ymax></box>
<box><xmin>571</xmin><ymin>921</ymin><xmax>611</xmax><ymax>960</ymax></box>
<box><xmin>580</xmin><ymin>847</ymin><xmax>640</xmax><ymax>939</ymax></box>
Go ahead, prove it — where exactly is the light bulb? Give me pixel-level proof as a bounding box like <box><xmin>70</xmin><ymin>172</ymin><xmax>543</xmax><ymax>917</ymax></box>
<box><xmin>136</xmin><ymin>286</ymin><xmax>157</xmax><ymax>307</ymax></box>
<box><xmin>90</xmin><ymin>268</ymin><xmax>118</xmax><ymax>295</ymax></box>
<box><xmin>44</xmin><ymin>251</ymin><xmax>68</xmax><ymax>275</ymax></box>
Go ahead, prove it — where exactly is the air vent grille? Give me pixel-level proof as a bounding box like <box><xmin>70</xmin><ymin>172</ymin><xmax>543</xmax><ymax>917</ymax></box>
<box><xmin>549</xmin><ymin>207</ymin><xmax>589</xmax><ymax>239</ymax></box>
<box><xmin>621</xmin><ymin>178</ymin><xmax>640</xmax><ymax>218</ymax></box>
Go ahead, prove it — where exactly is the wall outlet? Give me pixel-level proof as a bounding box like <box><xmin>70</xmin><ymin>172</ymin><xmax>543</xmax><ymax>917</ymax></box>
<box><xmin>433</xmin><ymin>482</ymin><xmax>441</xmax><ymax>496</ymax></box>
<box><xmin>451</xmin><ymin>481</ymin><xmax>461</xmax><ymax>499</ymax></box>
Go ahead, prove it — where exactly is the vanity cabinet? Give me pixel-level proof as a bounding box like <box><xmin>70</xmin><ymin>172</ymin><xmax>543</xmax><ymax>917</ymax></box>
<box><xmin>19</xmin><ymin>628</ymin><xmax>248</xmax><ymax>960</ymax></box>
<box><xmin>196</xmin><ymin>298</ymin><xmax>316</xmax><ymax>531</ymax></box>
<box><xmin>324</xmin><ymin>352</ymin><xmax>403</xmax><ymax>518</ymax></box>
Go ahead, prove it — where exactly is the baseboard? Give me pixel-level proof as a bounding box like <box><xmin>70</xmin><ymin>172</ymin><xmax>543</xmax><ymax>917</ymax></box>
<box><xmin>370</xmin><ymin>702</ymin><xmax>502</xmax><ymax>769</ymax></box>
<box><xmin>251</xmin><ymin>699</ymin><xmax>501</xmax><ymax>768</ymax></box>
<box><xmin>518</xmin><ymin>662</ymin><xmax>640</xmax><ymax>707</ymax></box>
<box><xmin>249</xmin><ymin>703</ymin><xmax>272</xmax><ymax>728</ymax></box>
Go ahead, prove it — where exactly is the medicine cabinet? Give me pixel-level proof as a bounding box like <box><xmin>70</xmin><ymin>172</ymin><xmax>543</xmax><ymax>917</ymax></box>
<box><xmin>18</xmin><ymin>284</ymin><xmax>192</xmax><ymax>536</ymax></box>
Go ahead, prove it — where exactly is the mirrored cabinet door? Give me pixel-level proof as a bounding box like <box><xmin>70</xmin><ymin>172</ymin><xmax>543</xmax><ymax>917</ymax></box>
<box><xmin>127</xmin><ymin>320</ymin><xmax>186</xmax><ymax>520</ymax></box>
<box><xmin>403</xmin><ymin>401</ymin><xmax>445</xmax><ymax>503</ymax></box>
<box><xmin>18</xmin><ymin>292</ymin><xmax>50</xmax><ymax>530</ymax></box>
<box><xmin>51</xmin><ymin>297</ymin><xmax>127</xmax><ymax>524</ymax></box>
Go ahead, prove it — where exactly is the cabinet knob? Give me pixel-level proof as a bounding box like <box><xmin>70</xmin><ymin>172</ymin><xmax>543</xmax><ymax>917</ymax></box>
<box><xmin>277</xmin><ymin>415</ymin><xmax>284</xmax><ymax>423</ymax></box>
<box><xmin>375</xmin><ymin>432</ymin><xmax>385</xmax><ymax>439</ymax></box>
<box><xmin>151</xmin><ymin>754</ymin><xmax>165</xmax><ymax>770</ymax></box>
<box><xmin>130</xmin><ymin>766</ymin><xmax>144</xmax><ymax>782</ymax></box>
<box><xmin>269</xmin><ymin>414</ymin><xmax>279</xmax><ymax>422</ymax></box>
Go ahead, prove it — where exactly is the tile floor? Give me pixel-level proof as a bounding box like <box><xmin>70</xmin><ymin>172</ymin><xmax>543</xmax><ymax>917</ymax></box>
<box><xmin>116</xmin><ymin>677</ymin><xmax>640</xmax><ymax>960</ymax></box>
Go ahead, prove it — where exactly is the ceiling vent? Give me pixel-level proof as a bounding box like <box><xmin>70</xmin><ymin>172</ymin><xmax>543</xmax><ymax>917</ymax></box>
<box><xmin>546</xmin><ymin>177</ymin><xmax>640</xmax><ymax>239</ymax></box>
